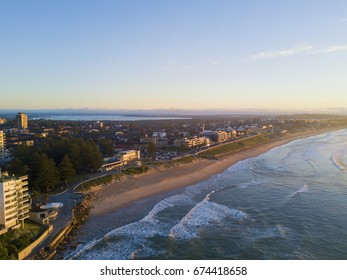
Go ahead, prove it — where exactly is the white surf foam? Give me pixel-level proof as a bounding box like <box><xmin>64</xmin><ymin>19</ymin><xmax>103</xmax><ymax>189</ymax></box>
<box><xmin>65</xmin><ymin>237</ymin><xmax>103</xmax><ymax>260</ymax></box>
<box><xmin>330</xmin><ymin>152</ymin><xmax>347</xmax><ymax>171</ymax></box>
<box><xmin>295</xmin><ymin>183</ymin><xmax>310</xmax><ymax>194</ymax></box>
<box><xmin>67</xmin><ymin>186</ymin><xmax>201</xmax><ymax>259</ymax></box>
<box><xmin>170</xmin><ymin>194</ymin><xmax>247</xmax><ymax>240</ymax></box>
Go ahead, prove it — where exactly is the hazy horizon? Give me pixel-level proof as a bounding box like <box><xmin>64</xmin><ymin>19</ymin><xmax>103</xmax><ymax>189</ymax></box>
<box><xmin>1</xmin><ymin>107</ymin><xmax>347</xmax><ymax>117</ymax></box>
<box><xmin>1</xmin><ymin>1</ymin><xmax>347</xmax><ymax>111</ymax></box>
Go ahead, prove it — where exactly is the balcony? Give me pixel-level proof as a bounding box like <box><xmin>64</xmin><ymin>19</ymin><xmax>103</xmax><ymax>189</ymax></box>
<box><xmin>4</xmin><ymin>199</ymin><xmax>17</xmax><ymax>207</ymax></box>
<box><xmin>5</xmin><ymin>212</ymin><xmax>17</xmax><ymax>222</ymax></box>
<box><xmin>17</xmin><ymin>197</ymin><xmax>27</xmax><ymax>203</ymax></box>
<box><xmin>18</xmin><ymin>213</ymin><xmax>29</xmax><ymax>221</ymax></box>
<box><xmin>20</xmin><ymin>187</ymin><xmax>29</xmax><ymax>192</ymax></box>
<box><xmin>18</xmin><ymin>203</ymin><xmax>30</xmax><ymax>212</ymax></box>
<box><xmin>4</xmin><ymin>193</ymin><xmax>17</xmax><ymax>199</ymax></box>
<box><xmin>5</xmin><ymin>204</ymin><xmax>17</xmax><ymax>213</ymax></box>
<box><xmin>4</xmin><ymin>188</ymin><xmax>17</xmax><ymax>195</ymax></box>
<box><xmin>6</xmin><ymin>216</ymin><xmax>17</xmax><ymax>224</ymax></box>
<box><xmin>18</xmin><ymin>176</ymin><xmax>28</xmax><ymax>182</ymax></box>
<box><xmin>17</xmin><ymin>191</ymin><xmax>29</xmax><ymax>199</ymax></box>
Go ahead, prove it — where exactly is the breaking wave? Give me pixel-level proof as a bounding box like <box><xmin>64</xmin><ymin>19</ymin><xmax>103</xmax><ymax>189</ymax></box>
<box><xmin>330</xmin><ymin>152</ymin><xmax>347</xmax><ymax>171</ymax></box>
<box><xmin>170</xmin><ymin>194</ymin><xmax>247</xmax><ymax>240</ymax></box>
<box><xmin>295</xmin><ymin>183</ymin><xmax>310</xmax><ymax>194</ymax></box>
<box><xmin>65</xmin><ymin>128</ymin><xmax>347</xmax><ymax>260</ymax></box>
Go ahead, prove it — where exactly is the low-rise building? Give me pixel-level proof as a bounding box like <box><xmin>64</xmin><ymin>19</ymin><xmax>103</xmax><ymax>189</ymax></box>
<box><xmin>174</xmin><ymin>136</ymin><xmax>211</xmax><ymax>148</ymax></box>
<box><xmin>152</xmin><ymin>137</ymin><xmax>169</xmax><ymax>148</ymax></box>
<box><xmin>118</xmin><ymin>150</ymin><xmax>141</xmax><ymax>162</ymax></box>
<box><xmin>101</xmin><ymin>156</ymin><xmax>124</xmax><ymax>171</ymax></box>
<box><xmin>153</xmin><ymin>131</ymin><xmax>167</xmax><ymax>138</ymax></box>
<box><xmin>29</xmin><ymin>203</ymin><xmax>62</xmax><ymax>225</ymax></box>
<box><xmin>92</xmin><ymin>121</ymin><xmax>104</xmax><ymax>129</ymax></box>
<box><xmin>29</xmin><ymin>208</ymin><xmax>51</xmax><ymax>225</ymax></box>
<box><xmin>235</xmin><ymin>127</ymin><xmax>248</xmax><ymax>136</ymax></box>
<box><xmin>203</xmin><ymin>131</ymin><xmax>230</xmax><ymax>143</ymax></box>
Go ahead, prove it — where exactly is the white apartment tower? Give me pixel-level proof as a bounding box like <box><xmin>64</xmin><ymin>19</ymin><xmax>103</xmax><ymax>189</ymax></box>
<box><xmin>0</xmin><ymin>173</ymin><xmax>30</xmax><ymax>229</ymax></box>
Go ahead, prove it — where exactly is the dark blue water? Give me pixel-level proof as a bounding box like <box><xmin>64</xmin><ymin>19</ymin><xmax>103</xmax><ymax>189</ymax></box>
<box><xmin>67</xmin><ymin>129</ymin><xmax>347</xmax><ymax>260</ymax></box>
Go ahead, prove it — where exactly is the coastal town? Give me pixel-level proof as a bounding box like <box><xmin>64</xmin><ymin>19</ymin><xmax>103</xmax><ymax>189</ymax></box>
<box><xmin>1</xmin><ymin>112</ymin><xmax>347</xmax><ymax>259</ymax></box>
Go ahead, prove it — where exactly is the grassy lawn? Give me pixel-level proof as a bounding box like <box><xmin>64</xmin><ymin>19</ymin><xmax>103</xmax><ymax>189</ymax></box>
<box><xmin>199</xmin><ymin>142</ymin><xmax>242</xmax><ymax>158</ymax></box>
<box><xmin>167</xmin><ymin>155</ymin><xmax>197</xmax><ymax>166</ymax></box>
<box><xmin>150</xmin><ymin>161</ymin><xmax>166</xmax><ymax>167</ymax></box>
<box><xmin>76</xmin><ymin>173</ymin><xmax>124</xmax><ymax>191</ymax></box>
<box><xmin>23</xmin><ymin>220</ymin><xmax>47</xmax><ymax>240</ymax></box>
<box><xmin>122</xmin><ymin>165</ymin><xmax>149</xmax><ymax>175</ymax></box>
<box><xmin>241</xmin><ymin>134</ymin><xmax>271</xmax><ymax>146</ymax></box>
<box><xmin>199</xmin><ymin>134</ymin><xmax>271</xmax><ymax>158</ymax></box>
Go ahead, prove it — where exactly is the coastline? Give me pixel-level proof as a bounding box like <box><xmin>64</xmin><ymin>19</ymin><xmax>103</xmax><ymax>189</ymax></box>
<box><xmin>86</xmin><ymin>127</ymin><xmax>345</xmax><ymax>218</ymax></box>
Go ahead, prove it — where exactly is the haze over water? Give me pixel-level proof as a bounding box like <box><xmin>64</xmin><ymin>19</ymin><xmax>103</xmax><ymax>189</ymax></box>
<box><xmin>31</xmin><ymin>114</ymin><xmax>190</xmax><ymax>121</ymax></box>
<box><xmin>67</xmin><ymin>129</ymin><xmax>347</xmax><ymax>260</ymax></box>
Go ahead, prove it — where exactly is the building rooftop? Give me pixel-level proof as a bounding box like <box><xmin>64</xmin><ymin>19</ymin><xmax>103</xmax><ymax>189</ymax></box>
<box><xmin>0</xmin><ymin>173</ymin><xmax>28</xmax><ymax>183</ymax></box>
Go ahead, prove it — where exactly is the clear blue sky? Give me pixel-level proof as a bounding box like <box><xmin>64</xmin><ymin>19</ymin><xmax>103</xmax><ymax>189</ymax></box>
<box><xmin>1</xmin><ymin>0</ymin><xmax>347</xmax><ymax>113</ymax></box>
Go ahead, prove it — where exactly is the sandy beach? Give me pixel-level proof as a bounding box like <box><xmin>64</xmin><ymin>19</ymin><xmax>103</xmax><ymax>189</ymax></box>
<box><xmin>86</xmin><ymin>127</ymin><xmax>344</xmax><ymax>217</ymax></box>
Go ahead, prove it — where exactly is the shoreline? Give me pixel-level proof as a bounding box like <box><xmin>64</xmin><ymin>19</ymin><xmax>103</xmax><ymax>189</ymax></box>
<box><xmin>86</xmin><ymin>127</ymin><xmax>345</xmax><ymax>218</ymax></box>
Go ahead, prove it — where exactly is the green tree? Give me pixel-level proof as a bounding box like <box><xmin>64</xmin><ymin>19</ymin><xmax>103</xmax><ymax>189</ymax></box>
<box><xmin>7</xmin><ymin>244</ymin><xmax>18</xmax><ymax>258</ymax></box>
<box><xmin>69</xmin><ymin>141</ymin><xmax>83</xmax><ymax>172</ymax></box>
<box><xmin>98</xmin><ymin>139</ymin><xmax>114</xmax><ymax>156</ymax></box>
<box><xmin>33</xmin><ymin>154</ymin><xmax>58</xmax><ymax>193</ymax></box>
<box><xmin>13</xmin><ymin>235</ymin><xmax>30</xmax><ymax>250</ymax></box>
<box><xmin>12</xmin><ymin>145</ymin><xmax>33</xmax><ymax>166</ymax></box>
<box><xmin>0</xmin><ymin>244</ymin><xmax>8</xmax><ymax>260</ymax></box>
<box><xmin>8</xmin><ymin>157</ymin><xmax>29</xmax><ymax>176</ymax></box>
<box><xmin>81</xmin><ymin>141</ymin><xmax>103</xmax><ymax>172</ymax></box>
<box><xmin>58</xmin><ymin>154</ymin><xmax>76</xmax><ymax>184</ymax></box>
<box><xmin>147</xmin><ymin>141</ymin><xmax>156</xmax><ymax>160</ymax></box>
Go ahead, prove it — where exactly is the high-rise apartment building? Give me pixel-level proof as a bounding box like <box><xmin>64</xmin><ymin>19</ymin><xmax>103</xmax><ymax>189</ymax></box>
<box><xmin>0</xmin><ymin>174</ymin><xmax>30</xmax><ymax>229</ymax></box>
<box><xmin>16</xmin><ymin>112</ymin><xmax>28</xmax><ymax>130</ymax></box>
<box><xmin>0</xmin><ymin>131</ymin><xmax>5</xmax><ymax>162</ymax></box>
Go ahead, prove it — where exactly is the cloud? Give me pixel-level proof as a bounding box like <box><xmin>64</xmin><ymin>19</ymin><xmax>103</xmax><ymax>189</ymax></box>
<box><xmin>248</xmin><ymin>45</ymin><xmax>313</xmax><ymax>61</ymax></box>
<box><xmin>308</xmin><ymin>45</ymin><xmax>347</xmax><ymax>54</ymax></box>
<box><xmin>249</xmin><ymin>44</ymin><xmax>347</xmax><ymax>61</ymax></box>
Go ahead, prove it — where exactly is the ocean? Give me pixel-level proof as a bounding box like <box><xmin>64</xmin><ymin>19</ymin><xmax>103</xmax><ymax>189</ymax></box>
<box><xmin>65</xmin><ymin>129</ymin><xmax>347</xmax><ymax>260</ymax></box>
<box><xmin>29</xmin><ymin>114</ymin><xmax>190</xmax><ymax>121</ymax></box>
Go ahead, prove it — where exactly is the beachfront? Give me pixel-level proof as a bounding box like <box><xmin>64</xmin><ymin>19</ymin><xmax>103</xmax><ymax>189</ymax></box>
<box><xmin>86</xmin><ymin>127</ymin><xmax>343</xmax><ymax>218</ymax></box>
<box><xmin>59</xmin><ymin>125</ymin><xmax>347</xmax><ymax>260</ymax></box>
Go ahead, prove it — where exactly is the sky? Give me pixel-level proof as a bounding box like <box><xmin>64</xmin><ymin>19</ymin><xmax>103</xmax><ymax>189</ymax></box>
<box><xmin>1</xmin><ymin>0</ymin><xmax>347</xmax><ymax>113</ymax></box>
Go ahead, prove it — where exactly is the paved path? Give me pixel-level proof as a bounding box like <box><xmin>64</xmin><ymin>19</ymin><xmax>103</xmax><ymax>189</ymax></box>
<box><xmin>26</xmin><ymin>170</ymin><xmax>121</xmax><ymax>259</ymax></box>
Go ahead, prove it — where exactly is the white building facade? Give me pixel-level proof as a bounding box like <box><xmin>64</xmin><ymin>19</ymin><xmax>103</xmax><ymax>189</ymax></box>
<box><xmin>0</xmin><ymin>174</ymin><xmax>30</xmax><ymax>230</ymax></box>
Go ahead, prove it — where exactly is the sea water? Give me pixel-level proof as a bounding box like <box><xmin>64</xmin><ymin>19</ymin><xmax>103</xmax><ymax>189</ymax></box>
<box><xmin>66</xmin><ymin>129</ymin><xmax>347</xmax><ymax>260</ymax></box>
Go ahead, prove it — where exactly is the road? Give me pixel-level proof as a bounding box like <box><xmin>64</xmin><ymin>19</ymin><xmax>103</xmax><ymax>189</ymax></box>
<box><xmin>26</xmin><ymin>169</ymin><xmax>122</xmax><ymax>259</ymax></box>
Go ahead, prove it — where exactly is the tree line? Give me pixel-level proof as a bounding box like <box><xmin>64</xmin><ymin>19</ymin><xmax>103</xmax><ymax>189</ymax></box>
<box><xmin>7</xmin><ymin>137</ymin><xmax>103</xmax><ymax>193</ymax></box>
